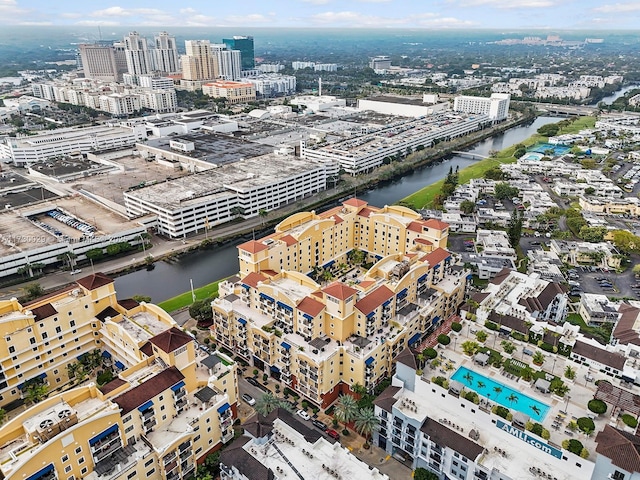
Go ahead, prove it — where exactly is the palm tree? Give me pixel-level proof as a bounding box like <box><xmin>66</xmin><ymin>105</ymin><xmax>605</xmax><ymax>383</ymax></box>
<box><xmin>477</xmin><ymin>381</ymin><xmax>486</xmax><ymax>390</ymax></box>
<box><xmin>335</xmin><ymin>395</ymin><xmax>359</xmax><ymax>431</ymax></box>
<box><xmin>255</xmin><ymin>392</ymin><xmax>281</xmax><ymax>416</ymax></box>
<box><xmin>258</xmin><ymin>208</ymin><xmax>268</xmax><ymax>225</ymax></box>
<box><xmin>354</xmin><ymin>408</ymin><xmax>380</xmax><ymax>448</ymax></box>
<box><xmin>507</xmin><ymin>393</ymin><xmax>519</xmax><ymax>406</ymax></box>
<box><xmin>416</xmin><ymin>352</ymin><xmax>426</xmax><ymax>369</ymax></box>
<box><xmin>463</xmin><ymin>372</ymin><xmax>474</xmax><ymax>385</ymax></box>
<box><xmin>493</xmin><ymin>386</ymin><xmax>503</xmax><ymax>398</ymax></box>
<box><xmin>531</xmin><ymin>405</ymin><xmax>541</xmax><ymax>416</ymax></box>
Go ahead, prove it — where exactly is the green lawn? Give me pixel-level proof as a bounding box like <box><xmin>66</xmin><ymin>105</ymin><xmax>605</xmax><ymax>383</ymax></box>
<box><xmin>399</xmin><ymin>116</ymin><xmax>595</xmax><ymax>210</ymax></box>
<box><xmin>401</xmin><ymin>132</ymin><xmax>546</xmax><ymax>209</ymax></box>
<box><xmin>158</xmin><ymin>278</ymin><xmax>226</xmax><ymax>313</ymax></box>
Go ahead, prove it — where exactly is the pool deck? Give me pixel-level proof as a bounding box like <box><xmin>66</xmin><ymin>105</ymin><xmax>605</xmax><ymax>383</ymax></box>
<box><xmin>431</xmin><ymin>323</ymin><xmax>627</xmax><ymax>464</ymax></box>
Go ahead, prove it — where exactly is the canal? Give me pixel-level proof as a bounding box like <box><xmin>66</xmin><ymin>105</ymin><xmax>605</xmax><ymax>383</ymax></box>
<box><xmin>114</xmin><ymin>115</ymin><xmax>563</xmax><ymax>302</ymax></box>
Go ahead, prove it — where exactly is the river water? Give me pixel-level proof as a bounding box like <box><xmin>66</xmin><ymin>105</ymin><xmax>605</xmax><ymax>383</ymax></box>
<box><xmin>114</xmin><ymin>115</ymin><xmax>563</xmax><ymax>302</ymax></box>
<box><xmin>590</xmin><ymin>84</ymin><xmax>639</xmax><ymax>106</ymax></box>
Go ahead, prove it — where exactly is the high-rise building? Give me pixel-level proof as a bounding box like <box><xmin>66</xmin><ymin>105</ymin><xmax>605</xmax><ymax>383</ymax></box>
<box><xmin>181</xmin><ymin>40</ymin><xmax>218</xmax><ymax>87</ymax></box>
<box><xmin>112</xmin><ymin>41</ymin><xmax>129</xmax><ymax>79</ymax></box>
<box><xmin>222</xmin><ymin>35</ymin><xmax>255</xmax><ymax>70</ymax></box>
<box><xmin>212</xmin><ymin>45</ymin><xmax>242</xmax><ymax>81</ymax></box>
<box><xmin>78</xmin><ymin>44</ymin><xmax>119</xmax><ymax>82</ymax></box>
<box><xmin>453</xmin><ymin>93</ymin><xmax>511</xmax><ymax>121</ymax></box>
<box><xmin>153</xmin><ymin>31</ymin><xmax>179</xmax><ymax>74</ymax></box>
<box><xmin>123</xmin><ymin>31</ymin><xmax>152</xmax><ymax>77</ymax></box>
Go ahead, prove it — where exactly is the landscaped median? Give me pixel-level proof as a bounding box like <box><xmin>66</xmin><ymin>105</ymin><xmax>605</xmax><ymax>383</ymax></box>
<box><xmin>399</xmin><ymin>116</ymin><xmax>596</xmax><ymax>210</ymax></box>
<box><xmin>158</xmin><ymin>277</ymin><xmax>226</xmax><ymax>313</ymax></box>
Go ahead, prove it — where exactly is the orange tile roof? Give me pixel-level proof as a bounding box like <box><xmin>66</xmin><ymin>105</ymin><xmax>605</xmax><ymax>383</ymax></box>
<box><xmin>359</xmin><ymin>280</ymin><xmax>375</xmax><ymax>288</ymax></box>
<box><xmin>280</xmin><ymin>235</ymin><xmax>298</xmax><ymax>246</ymax></box>
<box><xmin>343</xmin><ymin>198</ymin><xmax>368</xmax><ymax>207</ymax></box>
<box><xmin>355</xmin><ymin>285</ymin><xmax>394</xmax><ymax>315</ymax></box>
<box><xmin>149</xmin><ymin>327</ymin><xmax>193</xmax><ymax>353</ymax></box>
<box><xmin>242</xmin><ymin>272</ymin><xmax>267</xmax><ymax>288</ymax></box>
<box><xmin>422</xmin><ymin>247</ymin><xmax>451</xmax><ymax>267</ymax></box>
<box><xmin>297</xmin><ymin>296</ymin><xmax>325</xmax><ymax>317</ymax></box>
<box><xmin>261</xmin><ymin>270</ymin><xmax>278</xmax><ymax>277</ymax></box>
<box><xmin>424</xmin><ymin>218</ymin><xmax>449</xmax><ymax>230</ymax></box>
<box><xmin>407</xmin><ymin>221</ymin><xmax>425</xmax><ymax>233</ymax></box>
<box><xmin>76</xmin><ymin>272</ymin><xmax>114</xmax><ymax>290</ymax></box>
<box><xmin>238</xmin><ymin>240</ymin><xmax>268</xmax><ymax>254</ymax></box>
<box><xmin>332</xmin><ymin>214</ymin><xmax>344</xmax><ymax>224</ymax></box>
<box><xmin>311</xmin><ymin>291</ymin><xmax>324</xmax><ymax>299</ymax></box>
<box><xmin>414</xmin><ymin>238</ymin><xmax>433</xmax><ymax>245</ymax></box>
<box><xmin>322</xmin><ymin>282</ymin><xmax>358</xmax><ymax>301</ymax></box>
<box><xmin>357</xmin><ymin>207</ymin><xmax>376</xmax><ymax>218</ymax></box>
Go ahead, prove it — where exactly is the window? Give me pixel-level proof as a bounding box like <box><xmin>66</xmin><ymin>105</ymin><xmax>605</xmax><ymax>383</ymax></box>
<box><xmin>145</xmin><ymin>459</ymin><xmax>154</xmax><ymax>468</ymax></box>
<box><xmin>62</xmin><ymin>454</ymin><xmax>69</xmax><ymax>462</ymax></box>
<box><xmin>146</xmin><ymin>469</ymin><xmax>156</xmax><ymax>477</ymax></box>
<box><xmin>81</xmin><ymin>468</ymin><xmax>87</xmax><ymax>476</ymax></box>
<box><xmin>70</xmin><ymin>320</ymin><xmax>75</xmax><ymax>327</ymax></box>
<box><xmin>127</xmin><ymin>472</ymin><xmax>136</xmax><ymax>479</ymax></box>
<box><xmin>64</xmin><ymin>465</ymin><xmax>72</xmax><ymax>474</ymax></box>
<box><xmin>56</xmin><ymin>326</ymin><xmax>62</xmax><ymax>334</ymax></box>
<box><xmin>75</xmin><ymin>447</ymin><xmax>82</xmax><ymax>454</ymax></box>
<box><xmin>8</xmin><ymin>346</ymin><xmax>14</xmax><ymax>354</ymax></box>
<box><xmin>77</xmin><ymin>456</ymin><xmax>85</xmax><ymax>465</ymax></box>
<box><xmin>30</xmin><ymin>337</ymin><xmax>36</xmax><ymax>344</ymax></box>
<box><xmin>612</xmin><ymin>472</ymin><xmax>626</xmax><ymax>480</ymax></box>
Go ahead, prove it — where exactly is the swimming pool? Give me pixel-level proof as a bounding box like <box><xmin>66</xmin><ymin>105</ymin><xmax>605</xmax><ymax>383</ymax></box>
<box><xmin>451</xmin><ymin>366</ymin><xmax>550</xmax><ymax>422</ymax></box>
<box><xmin>528</xmin><ymin>143</ymin><xmax>571</xmax><ymax>156</ymax></box>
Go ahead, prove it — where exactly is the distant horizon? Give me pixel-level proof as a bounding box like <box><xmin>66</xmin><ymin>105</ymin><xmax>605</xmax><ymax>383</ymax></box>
<box><xmin>2</xmin><ymin>1</ymin><xmax>640</xmax><ymax>30</ymax></box>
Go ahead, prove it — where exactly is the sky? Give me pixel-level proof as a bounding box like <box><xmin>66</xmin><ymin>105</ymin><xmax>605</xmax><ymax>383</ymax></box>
<box><xmin>2</xmin><ymin>0</ymin><xmax>639</xmax><ymax>29</ymax></box>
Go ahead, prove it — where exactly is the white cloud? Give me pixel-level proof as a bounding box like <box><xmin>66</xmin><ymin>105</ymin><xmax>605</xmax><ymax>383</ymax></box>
<box><xmin>89</xmin><ymin>6</ymin><xmax>169</xmax><ymax>18</ymax></box>
<box><xmin>310</xmin><ymin>10</ymin><xmax>474</xmax><ymax>27</ymax></box>
<box><xmin>223</xmin><ymin>13</ymin><xmax>272</xmax><ymax>25</ymax></box>
<box><xmin>594</xmin><ymin>2</ymin><xmax>640</xmax><ymax>13</ymax></box>
<box><xmin>460</xmin><ymin>0</ymin><xmax>557</xmax><ymax>7</ymax></box>
<box><xmin>75</xmin><ymin>20</ymin><xmax>121</xmax><ymax>26</ymax></box>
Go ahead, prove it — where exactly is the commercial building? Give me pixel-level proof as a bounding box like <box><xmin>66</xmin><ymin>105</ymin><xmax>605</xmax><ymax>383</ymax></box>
<box><xmin>370</xmin><ymin>56</ymin><xmax>392</xmax><ymax>72</ymax></box>
<box><xmin>0</xmin><ymin>272</ymin><xmax>239</xmax><ymax>480</ymax></box>
<box><xmin>453</xmin><ymin>93</ymin><xmax>510</xmax><ymax>121</ymax></box>
<box><xmin>0</xmin><ymin>123</ymin><xmax>146</xmax><ymax>165</ymax></box>
<box><xmin>123</xmin><ymin>153</ymin><xmax>331</xmax><ymax>238</ymax></box>
<box><xmin>222</xmin><ymin>36</ymin><xmax>255</xmax><ymax>70</ymax></box>
<box><xmin>372</xmin><ymin>352</ymin><xmax>595</xmax><ymax>479</ymax></box>
<box><xmin>78</xmin><ymin>44</ymin><xmax>120</xmax><ymax>82</ymax></box>
<box><xmin>211</xmin><ymin>200</ymin><xmax>467</xmax><ymax>407</ymax></box>
<box><xmin>358</xmin><ymin>96</ymin><xmax>449</xmax><ymax>118</ymax></box>
<box><xmin>221</xmin><ymin>409</ymin><xmax>388</xmax><ymax>480</ymax></box>
<box><xmin>202</xmin><ymin>81</ymin><xmax>256</xmax><ymax>104</ymax></box>
<box><xmin>301</xmin><ymin>111</ymin><xmax>490</xmax><ymax>175</ymax></box>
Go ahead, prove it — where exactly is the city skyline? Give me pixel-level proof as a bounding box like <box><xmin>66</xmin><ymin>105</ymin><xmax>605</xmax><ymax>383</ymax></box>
<box><xmin>3</xmin><ymin>0</ymin><xmax>640</xmax><ymax>29</ymax></box>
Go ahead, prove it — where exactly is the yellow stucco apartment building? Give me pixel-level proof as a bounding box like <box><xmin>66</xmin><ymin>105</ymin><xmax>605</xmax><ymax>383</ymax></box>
<box><xmin>0</xmin><ymin>272</ymin><xmax>238</xmax><ymax>480</ymax></box>
<box><xmin>213</xmin><ymin>199</ymin><xmax>468</xmax><ymax>407</ymax></box>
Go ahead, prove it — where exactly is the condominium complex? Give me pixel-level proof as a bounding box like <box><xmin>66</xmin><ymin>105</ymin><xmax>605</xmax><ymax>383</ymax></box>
<box><xmin>211</xmin><ymin>200</ymin><xmax>467</xmax><ymax>407</ymax></box>
<box><xmin>123</xmin><ymin>32</ymin><xmax>152</xmax><ymax>77</ymax></box>
<box><xmin>152</xmin><ymin>31</ymin><xmax>180</xmax><ymax>75</ymax></box>
<box><xmin>181</xmin><ymin>40</ymin><xmax>219</xmax><ymax>90</ymax></box>
<box><xmin>0</xmin><ymin>272</ymin><xmax>239</xmax><ymax>480</ymax></box>
<box><xmin>453</xmin><ymin>93</ymin><xmax>511</xmax><ymax>121</ymax></box>
<box><xmin>202</xmin><ymin>81</ymin><xmax>256</xmax><ymax>104</ymax></box>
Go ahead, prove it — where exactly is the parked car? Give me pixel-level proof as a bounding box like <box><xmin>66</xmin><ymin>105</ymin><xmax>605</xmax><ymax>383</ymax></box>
<box><xmin>246</xmin><ymin>377</ymin><xmax>260</xmax><ymax>387</ymax></box>
<box><xmin>242</xmin><ymin>393</ymin><xmax>256</xmax><ymax>406</ymax></box>
<box><xmin>297</xmin><ymin>410</ymin><xmax>311</xmax><ymax>421</ymax></box>
<box><xmin>312</xmin><ymin>419</ymin><xmax>328</xmax><ymax>431</ymax></box>
<box><xmin>326</xmin><ymin>429</ymin><xmax>340</xmax><ymax>440</ymax></box>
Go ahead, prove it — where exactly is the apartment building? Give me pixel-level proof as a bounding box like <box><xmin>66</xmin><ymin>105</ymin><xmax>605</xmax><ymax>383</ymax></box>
<box><xmin>211</xmin><ymin>200</ymin><xmax>467</xmax><ymax>407</ymax></box>
<box><xmin>221</xmin><ymin>409</ymin><xmax>388</xmax><ymax>480</ymax></box>
<box><xmin>372</xmin><ymin>352</ymin><xmax>594</xmax><ymax>478</ymax></box>
<box><xmin>0</xmin><ymin>272</ymin><xmax>238</xmax><ymax>480</ymax></box>
<box><xmin>78</xmin><ymin>44</ymin><xmax>120</xmax><ymax>82</ymax></box>
<box><xmin>202</xmin><ymin>81</ymin><xmax>256</xmax><ymax>104</ymax></box>
<box><xmin>453</xmin><ymin>93</ymin><xmax>510</xmax><ymax>121</ymax></box>
<box><xmin>579</xmin><ymin>294</ymin><xmax>622</xmax><ymax>326</ymax></box>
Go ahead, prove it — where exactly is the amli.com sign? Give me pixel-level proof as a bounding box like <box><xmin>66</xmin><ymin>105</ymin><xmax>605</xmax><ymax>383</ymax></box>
<box><xmin>496</xmin><ymin>419</ymin><xmax>563</xmax><ymax>459</ymax></box>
